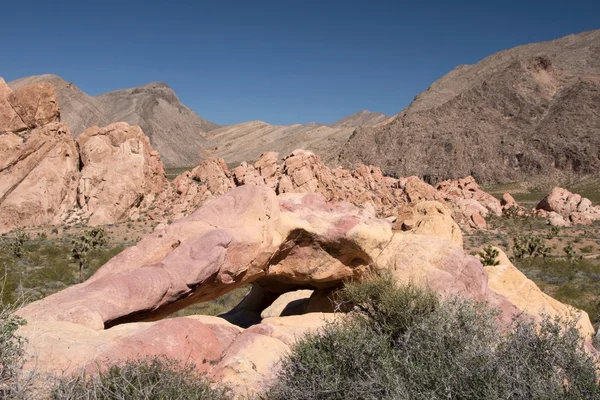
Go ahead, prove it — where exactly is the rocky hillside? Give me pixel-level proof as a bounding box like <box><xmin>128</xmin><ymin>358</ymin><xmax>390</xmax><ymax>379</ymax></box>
<box><xmin>338</xmin><ymin>29</ymin><xmax>600</xmax><ymax>185</ymax></box>
<box><xmin>329</xmin><ymin>110</ymin><xmax>388</xmax><ymax>128</ymax></box>
<box><xmin>8</xmin><ymin>75</ymin><xmax>220</xmax><ymax>168</ymax></box>
<box><xmin>204</xmin><ymin>121</ymin><xmax>355</xmax><ymax>166</ymax></box>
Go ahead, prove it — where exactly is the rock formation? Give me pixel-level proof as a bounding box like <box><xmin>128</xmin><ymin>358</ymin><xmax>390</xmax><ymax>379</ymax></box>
<box><xmin>485</xmin><ymin>246</ymin><xmax>593</xmax><ymax>337</ymax></box>
<box><xmin>535</xmin><ymin>187</ymin><xmax>600</xmax><ymax>226</ymax></box>
<box><xmin>1</xmin><ymin>77</ymin><xmax>169</xmax><ymax>231</ymax></box>
<box><xmin>9</xmin><ymin>76</ymin><xmax>221</xmax><ymax>168</ymax></box>
<box><xmin>339</xmin><ymin>29</ymin><xmax>600</xmax><ymax>185</ymax></box>
<box><xmin>0</xmin><ymin>80</ymin><xmax>79</xmax><ymax>234</ymax></box>
<box><xmin>17</xmin><ymin>185</ymin><xmax>593</xmax><ymax>397</ymax></box>
<box><xmin>74</xmin><ymin>122</ymin><xmax>166</xmax><ymax>225</ymax></box>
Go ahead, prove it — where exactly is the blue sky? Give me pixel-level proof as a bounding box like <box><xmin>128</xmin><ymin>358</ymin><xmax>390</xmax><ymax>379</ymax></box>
<box><xmin>1</xmin><ymin>0</ymin><xmax>598</xmax><ymax>125</ymax></box>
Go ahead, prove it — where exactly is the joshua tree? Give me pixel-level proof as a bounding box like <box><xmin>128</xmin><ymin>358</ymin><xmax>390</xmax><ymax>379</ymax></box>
<box><xmin>72</xmin><ymin>228</ymin><xmax>107</xmax><ymax>282</ymax></box>
<box><xmin>478</xmin><ymin>245</ymin><xmax>500</xmax><ymax>266</ymax></box>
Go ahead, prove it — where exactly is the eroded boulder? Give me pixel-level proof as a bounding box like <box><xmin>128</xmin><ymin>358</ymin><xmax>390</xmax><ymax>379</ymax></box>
<box><xmin>536</xmin><ymin>187</ymin><xmax>600</xmax><ymax>226</ymax></box>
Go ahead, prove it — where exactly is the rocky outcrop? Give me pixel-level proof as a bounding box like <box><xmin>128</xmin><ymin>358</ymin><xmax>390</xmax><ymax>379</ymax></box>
<box><xmin>535</xmin><ymin>187</ymin><xmax>600</xmax><ymax>226</ymax></box>
<box><xmin>393</xmin><ymin>201</ymin><xmax>463</xmax><ymax>246</ymax></box>
<box><xmin>0</xmin><ymin>81</ymin><xmax>78</xmax><ymax>234</ymax></box>
<box><xmin>17</xmin><ymin>186</ymin><xmax>593</xmax><ymax>398</ymax></box>
<box><xmin>74</xmin><ymin>122</ymin><xmax>166</xmax><ymax>225</ymax></box>
<box><xmin>436</xmin><ymin>176</ymin><xmax>503</xmax><ymax>229</ymax></box>
<box><xmin>0</xmin><ymin>123</ymin><xmax>79</xmax><ymax>233</ymax></box>
<box><xmin>9</xmin><ymin>76</ymin><xmax>221</xmax><ymax>168</ymax></box>
<box><xmin>160</xmin><ymin>151</ymin><xmax>525</xmax><ymax>231</ymax></box>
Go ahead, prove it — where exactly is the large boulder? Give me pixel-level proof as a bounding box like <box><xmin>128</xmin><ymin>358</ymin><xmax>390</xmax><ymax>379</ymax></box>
<box><xmin>393</xmin><ymin>201</ymin><xmax>463</xmax><ymax>246</ymax></box>
<box><xmin>0</xmin><ymin>121</ymin><xmax>79</xmax><ymax>233</ymax></box>
<box><xmin>17</xmin><ymin>186</ymin><xmax>593</xmax><ymax>398</ymax></box>
<box><xmin>76</xmin><ymin>122</ymin><xmax>166</xmax><ymax>225</ymax></box>
<box><xmin>6</xmin><ymin>82</ymin><xmax>59</xmax><ymax>129</ymax></box>
<box><xmin>19</xmin><ymin>185</ymin><xmax>490</xmax><ymax>330</ymax></box>
<box><xmin>0</xmin><ymin>78</ymin><xmax>27</xmax><ymax>132</ymax></box>
<box><xmin>536</xmin><ymin>187</ymin><xmax>600</xmax><ymax>226</ymax></box>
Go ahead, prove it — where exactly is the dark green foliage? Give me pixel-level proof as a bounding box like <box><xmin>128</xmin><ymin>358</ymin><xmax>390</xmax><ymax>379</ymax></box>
<box><xmin>3</xmin><ymin>229</ymin><xmax>29</xmax><ymax>258</ymax></box>
<box><xmin>0</xmin><ymin>301</ymin><xmax>28</xmax><ymax>398</ymax></box>
<box><xmin>547</xmin><ymin>225</ymin><xmax>561</xmax><ymax>239</ymax></box>
<box><xmin>512</xmin><ymin>234</ymin><xmax>550</xmax><ymax>260</ymax></box>
<box><xmin>51</xmin><ymin>356</ymin><xmax>230</xmax><ymax>400</ymax></box>
<box><xmin>72</xmin><ymin>228</ymin><xmax>107</xmax><ymax>282</ymax></box>
<box><xmin>478</xmin><ymin>245</ymin><xmax>500</xmax><ymax>266</ymax></box>
<box><xmin>268</xmin><ymin>277</ymin><xmax>600</xmax><ymax>400</ymax></box>
<box><xmin>564</xmin><ymin>243</ymin><xmax>582</xmax><ymax>262</ymax></box>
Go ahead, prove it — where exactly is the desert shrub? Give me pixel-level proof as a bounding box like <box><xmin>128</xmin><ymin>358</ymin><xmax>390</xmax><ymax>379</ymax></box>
<box><xmin>0</xmin><ymin>300</ymin><xmax>29</xmax><ymax>398</ymax></box>
<box><xmin>478</xmin><ymin>245</ymin><xmax>500</xmax><ymax>266</ymax></box>
<box><xmin>512</xmin><ymin>234</ymin><xmax>550</xmax><ymax>260</ymax></box>
<box><xmin>3</xmin><ymin>229</ymin><xmax>29</xmax><ymax>258</ymax></box>
<box><xmin>268</xmin><ymin>276</ymin><xmax>600</xmax><ymax>400</ymax></box>
<box><xmin>51</xmin><ymin>356</ymin><xmax>230</xmax><ymax>400</ymax></box>
<box><xmin>564</xmin><ymin>243</ymin><xmax>582</xmax><ymax>262</ymax></box>
<box><xmin>547</xmin><ymin>225</ymin><xmax>561</xmax><ymax>239</ymax></box>
<box><xmin>72</xmin><ymin>228</ymin><xmax>107</xmax><ymax>282</ymax></box>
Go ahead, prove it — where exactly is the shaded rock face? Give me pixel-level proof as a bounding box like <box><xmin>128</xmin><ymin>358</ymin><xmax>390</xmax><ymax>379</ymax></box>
<box><xmin>75</xmin><ymin>122</ymin><xmax>166</xmax><ymax>225</ymax></box>
<box><xmin>0</xmin><ymin>81</ymin><xmax>78</xmax><ymax>233</ymax></box>
<box><xmin>535</xmin><ymin>187</ymin><xmax>600</xmax><ymax>226</ymax></box>
<box><xmin>17</xmin><ymin>186</ymin><xmax>593</xmax><ymax>398</ymax></box>
<box><xmin>339</xmin><ymin>30</ymin><xmax>600</xmax><ymax>185</ymax></box>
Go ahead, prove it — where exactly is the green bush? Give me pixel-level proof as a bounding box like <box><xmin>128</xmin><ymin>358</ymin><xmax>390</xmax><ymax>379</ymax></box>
<box><xmin>0</xmin><ymin>300</ymin><xmax>28</xmax><ymax>398</ymax></box>
<box><xmin>478</xmin><ymin>245</ymin><xmax>500</xmax><ymax>266</ymax></box>
<box><xmin>512</xmin><ymin>234</ymin><xmax>550</xmax><ymax>260</ymax></box>
<box><xmin>51</xmin><ymin>356</ymin><xmax>230</xmax><ymax>400</ymax></box>
<box><xmin>268</xmin><ymin>276</ymin><xmax>600</xmax><ymax>400</ymax></box>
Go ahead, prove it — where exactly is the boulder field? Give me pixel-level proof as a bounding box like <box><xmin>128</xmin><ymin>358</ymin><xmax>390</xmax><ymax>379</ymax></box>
<box><xmin>18</xmin><ymin>185</ymin><xmax>594</xmax><ymax>398</ymax></box>
<box><xmin>2</xmin><ymin>77</ymin><xmax>598</xmax><ymax>236</ymax></box>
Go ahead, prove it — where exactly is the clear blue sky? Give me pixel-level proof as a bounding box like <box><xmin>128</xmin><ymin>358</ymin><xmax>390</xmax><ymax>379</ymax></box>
<box><xmin>1</xmin><ymin>0</ymin><xmax>598</xmax><ymax>125</ymax></box>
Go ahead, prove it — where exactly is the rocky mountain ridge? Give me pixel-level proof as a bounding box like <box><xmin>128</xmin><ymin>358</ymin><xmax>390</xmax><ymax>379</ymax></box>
<box><xmin>7</xmin><ymin>75</ymin><xmax>387</xmax><ymax>168</ymax></box>
<box><xmin>338</xmin><ymin>29</ymin><xmax>600</xmax><ymax>185</ymax></box>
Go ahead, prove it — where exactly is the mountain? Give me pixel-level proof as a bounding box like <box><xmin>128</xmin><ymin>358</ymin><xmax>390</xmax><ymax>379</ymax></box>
<box><xmin>8</xmin><ymin>75</ymin><xmax>220</xmax><ymax>168</ymax></box>
<box><xmin>94</xmin><ymin>82</ymin><xmax>220</xmax><ymax>167</ymax></box>
<box><xmin>329</xmin><ymin>110</ymin><xmax>388</xmax><ymax>128</ymax></box>
<box><xmin>9</xmin><ymin>74</ymin><xmax>110</xmax><ymax>136</ymax></box>
<box><xmin>204</xmin><ymin>120</ymin><xmax>356</xmax><ymax>166</ymax></box>
<box><xmin>338</xmin><ymin>29</ymin><xmax>600</xmax><ymax>185</ymax></box>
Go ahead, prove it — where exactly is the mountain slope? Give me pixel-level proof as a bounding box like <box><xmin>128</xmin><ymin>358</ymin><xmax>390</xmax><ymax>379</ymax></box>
<box><xmin>8</xmin><ymin>76</ymin><xmax>221</xmax><ymax>168</ymax></box>
<box><xmin>330</xmin><ymin>110</ymin><xmax>388</xmax><ymax>128</ymax></box>
<box><xmin>95</xmin><ymin>82</ymin><xmax>220</xmax><ymax>167</ymax></box>
<box><xmin>338</xmin><ymin>29</ymin><xmax>600</xmax><ymax>185</ymax></box>
<box><xmin>205</xmin><ymin>121</ymin><xmax>356</xmax><ymax>166</ymax></box>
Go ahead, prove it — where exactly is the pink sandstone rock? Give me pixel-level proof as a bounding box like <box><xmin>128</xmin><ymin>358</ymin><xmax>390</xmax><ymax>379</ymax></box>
<box><xmin>17</xmin><ymin>186</ymin><xmax>593</xmax><ymax>398</ymax></box>
<box><xmin>6</xmin><ymin>82</ymin><xmax>59</xmax><ymax>129</ymax></box>
<box><xmin>75</xmin><ymin>122</ymin><xmax>166</xmax><ymax>225</ymax></box>
<box><xmin>0</xmin><ymin>77</ymin><xmax>28</xmax><ymax>132</ymax></box>
<box><xmin>0</xmin><ymin>122</ymin><xmax>79</xmax><ymax>233</ymax></box>
<box><xmin>536</xmin><ymin>187</ymin><xmax>600</xmax><ymax>226</ymax></box>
